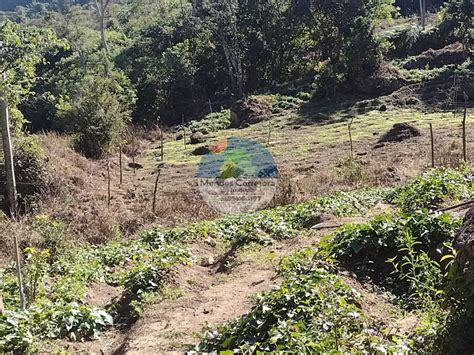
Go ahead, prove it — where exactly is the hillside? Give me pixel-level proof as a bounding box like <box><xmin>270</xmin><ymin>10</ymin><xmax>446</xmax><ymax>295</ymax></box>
<box><xmin>0</xmin><ymin>0</ymin><xmax>473</xmax><ymax>353</ymax></box>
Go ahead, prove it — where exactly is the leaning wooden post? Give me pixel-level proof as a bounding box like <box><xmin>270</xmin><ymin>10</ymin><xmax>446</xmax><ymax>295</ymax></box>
<box><xmin>152</xmin><ymin>163</ymin><xmax>165</xmax><ymax>214</ymax></box>
<box><xmin>131</xmin><ymin>130</ymin><xmax>136</xmax><ymax>174</ymax></box>
<box><xmin>430</xmin><ymin>122</ymin><xmax>435</xmax><ymax>168</ymax></box>
<box><xmin>160</xmin><ymin>125</ymin><xmax>164</xmax><ymax>162</ymax></box>
<box><xmin>462</xmin><ymin>100</ymin><xmax>467</xmax><ymax>163</ymax></box>
<box><xmin>119</xmin><ymin>145</ymin><xmax>123</xmax><ymax>186</ymax></box>
<box><xmin>0</xmin><ymin>75</ymin><xmax>17</xmax><ymax>216</ymax></box>
<box><xmin>267</xmin><ymin>120</ymin><xmax>271</xmax><ymax>145</ymax></box>
<box><xmin>107</xmin><ymin>161</ymin><xmax>111</xmax><ymax>207</ymax></box>
<box><xmin>182</xmin><ymin>114</ymin><xmax>186</xmax><ymax>151</ymax></box>
<box><xmin>0</xmin><ymin>73</ymin><xmax>25</xmax><ymax>311</ymax></box>
<box><xmin>348</xmin><ymin>117</ymin><xmax>354</xmax><ymax>159</ymax></box>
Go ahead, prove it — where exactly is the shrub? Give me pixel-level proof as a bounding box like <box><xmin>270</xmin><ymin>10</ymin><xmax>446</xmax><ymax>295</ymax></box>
<box><xmin>59</xmin><ymin>78</ymin><xmax>131</xmax><ymax>159</ymax></box>
<box><xmin>3</xmin><ymin>136</ymin><xmax>55</xmax><ymax>212</ymax></box>
<box><xmin>326</xmin><ymin>211</ymin><xmax>461</xmax><ymax>300</ymax></box>
<box><xmin>198</xmin><ymin>249</ymin><xmax>400</xmax><ymax>352</ymax></box>
<box><xmin>388</xmin><ymin>168</ymin><xmax>473</xmax><ymax>213</ymax></box>
<box><xmin>335</xmin><ymin>157</ymin><xmax>367</xmax><ymax>184</ymax></box>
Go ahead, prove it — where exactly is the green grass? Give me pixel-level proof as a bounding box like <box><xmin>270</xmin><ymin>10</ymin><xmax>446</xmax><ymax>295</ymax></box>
<box><xmin>154</xmin><ymin>108</ymin><xmax>466</xmax><ymax>166</ymax></box>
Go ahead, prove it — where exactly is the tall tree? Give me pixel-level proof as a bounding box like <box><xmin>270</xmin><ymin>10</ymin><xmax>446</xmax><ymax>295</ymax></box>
<box><xmin>94</xmin><ymin>0</ymin><xmax>112</xmax><ymax>76</ymax></box>
<box><xmin>209</xmin><ymin>0</ymin><xmax>245</xmax><ymax>98</ymax></box>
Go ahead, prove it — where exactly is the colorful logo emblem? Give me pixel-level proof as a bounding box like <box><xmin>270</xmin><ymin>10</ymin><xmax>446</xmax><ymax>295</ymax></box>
<box><xmin>197</xmin><ymin>137</ymin><xmax>279</xmax><ymax>213</ymax></box>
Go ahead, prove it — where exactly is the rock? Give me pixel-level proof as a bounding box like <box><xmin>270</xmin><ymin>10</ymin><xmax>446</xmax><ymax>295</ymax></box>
<box><xmin>200</xmin><ymin>256</ymin><xmax>215</xmax><ymax>267</ymax></box>
<box><xmin>176</xmin><ymin>133</ymin><xmax>183</xmax><ymax>140</ymax></box>
<box><xmin>379</xmin><ymin>104</ymin><xmax>388</xmax><ymax>112</ymax></box>
<box><xmin>406</xmin><ymin>97</ymin><xmax>420</xmax><ymax>106</ymax></box>
<box><xmin>302</xmin><ymin>214</ymin><xmax>323</xmax><ymax>229</ymax></box>
<box><xmin>128</xmin><ymin>162</ymin><xmax>143</xmax><ymax>169</ymax></box>
<box><xmin>190</xmin><ymin>132</ymin><xmax>206</xmax><ymax>145</ymax></box>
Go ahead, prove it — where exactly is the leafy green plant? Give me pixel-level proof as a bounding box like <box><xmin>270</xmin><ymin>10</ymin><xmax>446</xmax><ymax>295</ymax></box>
<box><xmin>184</xmin><ymin>109</ymin><xmax>231</xmax><ymax>134</ymax></box>
<box><xmin>30</xmin><ymin>302</ymin><xmax>113</xmax><ymax>341</ymax></box>
<box><xmin>198</xmin><ymin>249</ymin><xmax>403</xmax><ymax>353</ymax></box>
<box><xmin>326</xmin><ymin>211</ymin><xmax>461</xmax><ymax>300</ymax></box>
<box><xmin>23</xmin><ymin>248</ymin><xmax>50</xmax><ymax>305</ymax></box>
<box><xmin>388</xmin><ymin>168</ymin><xmax>473</xmax><ymax>213</ymax></box>
<box><xmin>0</xmin><ymin>311</ymin><xmax>33</xmax><ymax>352</ymax></box>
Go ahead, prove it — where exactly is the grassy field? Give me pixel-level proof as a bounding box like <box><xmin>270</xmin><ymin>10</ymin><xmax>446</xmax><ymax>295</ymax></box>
<box><xmin>157</xmin><ymin>107</ymin><xmax>471</xmax><ymax>166</ymax></box>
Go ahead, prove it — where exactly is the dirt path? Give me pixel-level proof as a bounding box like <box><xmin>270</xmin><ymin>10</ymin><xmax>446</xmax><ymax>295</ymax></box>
<box><xmin>115</xmin><ymin>264</ymin><xmax>276</xmax><ymax>354</ymax></box>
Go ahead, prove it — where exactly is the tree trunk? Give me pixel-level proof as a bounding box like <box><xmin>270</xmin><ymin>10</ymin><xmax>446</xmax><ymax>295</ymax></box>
<box><xmin>0</xmin><ymin>81</ymin><xmax>17</xmax><ymax>216</ymax></box>
<box><xmin>1</xmin><ymin>75</ymin><xmax>25</xmax><ymax>311</ymax></box>
<box><xmin>95</xmin><ymin>0</ymin><xmax>110</xmax><ymax>77</ymax></box>
<box><xmin>419</xmin><ymin>0</ymin><xmax>426</xmax><ymax>29</ymax></box>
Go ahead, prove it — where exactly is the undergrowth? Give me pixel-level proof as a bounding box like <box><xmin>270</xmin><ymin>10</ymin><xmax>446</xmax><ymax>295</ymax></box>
<box><xmin>198</xmin><ymin>249</ymin><xmax>406</xmax><ymax>353</ymax></box>
<box><xmin>1</xmin><ymin>167</ymin><xmax>473</xmax><ymax>351</ymax></box>
<box><xmin>197</xmin><ymin>167</ymin><xmax>474</xmax><ymax>353</ymax></box>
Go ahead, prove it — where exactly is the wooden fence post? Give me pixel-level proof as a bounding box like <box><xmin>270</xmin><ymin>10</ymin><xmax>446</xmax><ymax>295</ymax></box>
<box><xmin>0</xmin><ymin>77</ymin><xmax>17</xmax><ymax>216</ymax></box>
<box><xmin>430</xmin><ymin>122</ymin><xmax>435</xmax><ymax>168</ymax></box>
<box><xmin>462</xmin><ymin>101</ymin><xmax>467</xmax><ymax>163</ymax></box>
<box><xmin>348</xmin><ymin>117</ymin><xmax>354</xmax><ymax>159</ymax></box>
<box><xmin>107</xmin><ymin>161</ymin><xmax>111</xmax><ymax>207</ymax></box>
<box><xmin>182</xmin><ymin>114</ymin><xmax>186</xmax><ymax>151</ymax></box>
<box><xmin>131</xmin><ymin>130</ymin><xmax>136</xmax><ymax>174</ymax></box>
<box><xmin>1</xmin><ymin>74</ymin><xmax>25</xmax><ymax>311</ymax></box>
<box><xmin>152</xmin><ymin>163</ymin><xmax>165</xmax><ymax>214</ymax></box>
<box><xmin>160</xmin><ymin>129</ymin><xmax>164</xmax><ymax>162</ymax></box>
<box><xmin>119</xmin><ymin>145</ymin><xmax>123</xmax><ymax>186</ymax></box>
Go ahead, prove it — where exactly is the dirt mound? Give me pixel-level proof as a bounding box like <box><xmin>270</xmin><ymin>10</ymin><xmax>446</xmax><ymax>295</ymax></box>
<box><xmin>230</xmin><ymin>97</ymin><xmax>271</xmax><ymax>128</ymax></box>
<box><xmin>403</xmin><ymin>42</ymin><xmax>466</xmax><ymax>70</ymax></box>
<box><xmin>377</xmin><ymin>123</ymin><xmax>421</xmax><ymax>143</ymax></box>
<box><xmin>354</xmin><ymin>63</ymin><xmax>408</xmax><ymax>96</ymax></box>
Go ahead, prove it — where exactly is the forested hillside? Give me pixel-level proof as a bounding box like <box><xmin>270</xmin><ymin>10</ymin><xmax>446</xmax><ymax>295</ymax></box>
<box><xmin>0</xmin><ymin>0</ymin><xmax>473</xmax><ymax>353</ymax></box>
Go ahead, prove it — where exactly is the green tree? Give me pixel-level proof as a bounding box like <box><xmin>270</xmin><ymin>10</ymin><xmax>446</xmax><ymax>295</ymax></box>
<box><xmin>0</xmin><ymin>20</ymin><xmax>65</xmax><ymax>130</ymax></box>
<box><xmin>59</xmin><ymin>77</ymin><xmax>131</xmax><ymax>159</ymax></box>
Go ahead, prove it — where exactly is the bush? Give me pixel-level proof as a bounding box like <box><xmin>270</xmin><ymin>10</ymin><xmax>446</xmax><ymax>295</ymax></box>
<box><xmin>184</xmin><ymin>109</ymin><xmax>231</xmax><ymax>135</ymax></box>
<box><xmin>388</xmin><ymin>168</ymin><xmax>473</xmax><ymax>213</ymax></box>
<box><xmin>59</xmin><ymin>78</ymin><xmax>131</xmax><ymax>159</ymax></box>
<box><xmin>4</xmin><ymin>136</ymin><xmax>55</xmax><ymax>212</ymax></box>
<box><xmin>326</xmin><ymin>211</ymin><xmax>461</xmax><ymax>301</ymax></box>
<box><xmin>198</xmin><ymin>249</ymin><xmax>400</xmax><ymax>353</ymax></box>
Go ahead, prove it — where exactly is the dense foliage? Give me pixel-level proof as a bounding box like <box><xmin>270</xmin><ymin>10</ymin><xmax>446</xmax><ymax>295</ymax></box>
<box><xmin>199</xmin><ymin>250</ymin><xmax>402</xmax><ymax>352</ymax></box>
<box><xmin>198</xmin><ymin>167</ymin><xmax>474</xmax><ymax>353</ymax></box>
<box><xmin>0</xmin><ymin>0</ymin><xmax>469</xmax><ymax>157</ymax></box>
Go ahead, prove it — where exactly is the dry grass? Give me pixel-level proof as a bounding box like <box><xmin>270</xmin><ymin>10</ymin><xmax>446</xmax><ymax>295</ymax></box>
<box><xmin>1</xmin><ymin>104</ymin><xmax>471</xmax><ymax>264</ymax></box>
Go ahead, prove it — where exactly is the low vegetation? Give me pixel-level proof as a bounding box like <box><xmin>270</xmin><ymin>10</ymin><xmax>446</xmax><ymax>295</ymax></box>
<box><xmin>197</xmin><ymin>167</ymin><xmax>474</xmax><ymax>353</ymax></box>
<box><xmin>1</xmin><ymin>168</ymin><xmax>472</xmax><ymax>351</ymax></box>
